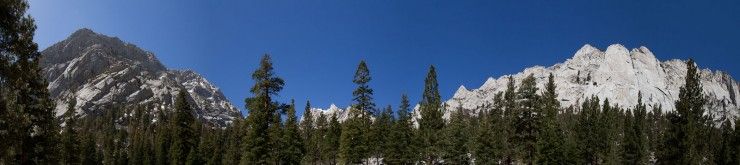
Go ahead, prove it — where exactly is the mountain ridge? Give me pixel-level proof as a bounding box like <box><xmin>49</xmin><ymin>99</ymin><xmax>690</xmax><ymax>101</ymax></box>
<box><xmin>40</xmin><ymin>28</ymin><xmax>241</xmax><ymax>126</ymax></box>
<box><xmin>444</xmin><ymin>44</ymin><xmax>738</xmax><ymax>120</ymax></box>
<box><xmin>306</xmin><ymin>44</ymin><xmax>739</xmax><ymax>123</ymax></box>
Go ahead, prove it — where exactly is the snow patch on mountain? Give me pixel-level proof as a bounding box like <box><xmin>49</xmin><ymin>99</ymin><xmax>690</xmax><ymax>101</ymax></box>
<box><xmin>301</xmin><ymin>104</ymin><xmax>352</xmax><ymax>122</ymax></box>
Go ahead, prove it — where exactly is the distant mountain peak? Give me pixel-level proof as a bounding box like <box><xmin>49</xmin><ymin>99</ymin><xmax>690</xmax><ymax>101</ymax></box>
<box><xmin>573</xmin><ymin>44</ymin><xmax>602</xmax><ymax>59</ymax></box>
<box><xmin>438</xmin><ymin>44</ymin><xmax>738</xmax><ymax>122</ymax></box>
<box><xmin>605</xmin><ymin>44</ymin><xmax>628</xmax><ymax>54</ymax></box>
<box><xmin>70</xmin><ymin>28</ymin><xmax>95</xmax><ymax>37</ymax></box>
<box><xmin>40</xmin><ymin>28</ymin><xmax>240</xmax><ymax>126</ymax></box>
<box><xmin>328</xmin><ymin>103</ymin><xmax>339</xmax><ymax>110</ymax></box>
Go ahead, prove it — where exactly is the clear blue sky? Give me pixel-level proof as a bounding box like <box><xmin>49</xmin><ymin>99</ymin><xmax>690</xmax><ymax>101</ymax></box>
<box><xmin>29</xmin><ymin>0</ymin><xmax>740</xmax><ymax>115</ymax></box>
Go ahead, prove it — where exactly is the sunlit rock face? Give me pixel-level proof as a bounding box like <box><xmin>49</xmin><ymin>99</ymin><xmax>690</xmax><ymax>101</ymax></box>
<box><xmin>440</xmin><ymin>44</ymin><xmax>738</xmax><ymax>122</ymax></box>
<box><xmin>40</xmin><ymin>28</ymin><xmax>241</xmax><ymax>126</ymax></box>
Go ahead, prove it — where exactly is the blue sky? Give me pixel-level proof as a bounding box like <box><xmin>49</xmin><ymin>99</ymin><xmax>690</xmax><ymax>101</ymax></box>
<box><xmin>29</xmin><ymin>0</ymin><xmax>740</xmax><ymax>115</ymax></box>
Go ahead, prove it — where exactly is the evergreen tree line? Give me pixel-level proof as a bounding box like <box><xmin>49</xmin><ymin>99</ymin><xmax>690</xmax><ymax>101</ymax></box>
<box><xmin>35</xmin><ymin>56</ymin><xmax>740</xmax><ymax>165</ymax></box>
<box><xmin>2</xmin><ymin>0</ymin><xmax>740</xmax><ymax>164</ymax></box>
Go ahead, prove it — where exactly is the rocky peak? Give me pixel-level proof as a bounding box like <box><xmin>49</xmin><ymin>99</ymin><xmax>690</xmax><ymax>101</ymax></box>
<box><xmin>328</xmin><ymin>104</ymin><xmax>340</xmax><ymax>111</ymax></box>
<box><xmin>438</xmin><ymin>44</ymin><xmax>739</xmax><ymax>123</ymax></box>
<box><xmin>40</xmin><ymin>28</ymin><xmax>240</xmax><ymax>126</ymax></box>
<box><xmin>575</xmin><ymin>44</ymin><xmax>600</xmax><ymax>56</ymax></box>
<box><xmin>303</xmin><ymin>104</ymin><xmax>352</xmax><ymax>123</ymax></box>
<box><xmin>605</xmin><ymin>44</ymin><xmax>629</xmax><ymax>55</ymax></box>
<box><xmin>454</xmin><ymin>85</ymin><xmax>469</xmax><ymax>97</ymax></box>
<box><xmin>42</xmin><ymin>28</ymin><xmax>165</xmax><ymax>72</ymax></box>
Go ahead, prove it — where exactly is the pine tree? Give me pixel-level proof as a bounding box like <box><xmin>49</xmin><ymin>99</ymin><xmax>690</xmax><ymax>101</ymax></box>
<box><xmin>733</xmin><ymin>116</ymin><xmax>740</xmax><ymax>164</ymax></box>
<box><xmin>558</xmin><ymin>106</ymin><xmax>580</xmax><ymax>164</ymax></box>
<box><xmin>115</xmin><ymin>127</ymin><xmax>129</xmax><ymax>165</ymax></box>
<box><xmin>128</xmin><ymin>106</ymin><xmax>150</xmax><ymax>165</ymax></box>
<box><xmin>592</xmin><ymin>98</ymin><xmax>621</xmax><ymax>164</ymax></box>
<box><xmin>241</xmin><ymin>54</ymin><xmax>285</xmax><ymax>164</ymax></box>
<box><xmin>61</xmin><ymin>98</ymin><xmax>82</xmax><ymax>164</ymax></box>
<box><xmin>314</xmin><ymin>113</ymin><xmax>328</xmax><ymax>164</ymax></box>
<box><xmin>659</xmin><ymin>110</ymin><xmax>681</xmax><ymax>164</ymax></box>
<box><xmin>190</xmin><ymin>118</ymin><xmax>204</xmax><ymax>165</ymax></box>
<box><xmin>633</xmin><ymin>93</ymin><xmax>649</xmax><ymax>164</ymax></box>
<box><xmin>443</xmin><ymin>106</ymin><xmax>471</xmax><ymax>164</ymax></box>
<box><xmin>513</xmin><ymin>74</ymin><xmax>540</xmax><ymax>163</ymax></box>
<box><xmin>324</xmin><ymin>114</ymin><xmax>342</xmax><ymax>164</ymax></box>
<box><xmin>301</xmin><ymin>100</ymin><xmax>318</xmax><ymax>164</ymax></box>
<box><xmin>0</xmin><ymin>0</ymin><xmax>60</xmax><ymax>163</ymax></box>
<box><xmin>536</xmin><ymin>73</ymin><xmax>568</xmax><ymax>164</ymax></box>
<box><xmin>340</xmin><ymin>60</ymin><xmax>375</xmax><ymax>164</ymax></box>
<box><xmin>647</xmin><ymin>104</ymin><xmax>665</xmax><ymax>160</ymax></box>
<box><xmin>502</xmin><ymin>76</ymin><xmax>517</xmax><ymax>163</ymax></box>
<box><xmin>199</xmin><ymin>127</ymin><xmax>225</xmax><ymax>165</ymax></box>
<box><xmin>169</xmin><ymin>90</ymin><xmax>198</xmax><ymax>165</ymax></box>
<box><xmin>352</xmin><ymin>60</ymin><xmax>376</xmax><ymax>116</ymax></box>
<box><xmin>473</xmin><ymin>93</ymin><xmax>508</xmax><ymax>164</ymax></box>
<box><xmin>370</xmin><ymin>105</ymin><xmax>393</xmax><ymax>162</ymax></box>
<box><xmin>385</xmin><ymin>94</ymin><xmax>415</xmax><ymax>164</ymax></box>
<box><xmin>714</xmin><ymin>119</ymin><xmax>735</xmax><ymax>165</ymax></box>
<box><xmin>623</xmin><ymin>108</ymin><xmax>638</xmax><ymax>164</ymax></box>
<box><xmin>101</xmin><ymin>106</ymin><xmax>126</xmax><ymax>165</ymax></box>
<box><xmin>283</xmin><ymin>100</ymin><xmax>304</xmax><ymax>164</ymax></box>
<box><xmin>340</xmin><ymin>115</ymin><xmax>367</xmax><ymax>164</ymax></box>
<box><xmin>663</xmin><ymin>59</ymin><xmax>707</xmax><ymax>164</ymax></box>
<box><xmin>80</xmin><ymin>129</ymin><xmax>99</xmax><ymax>164</ymax></box>
<box><xmin>155</xmin><ymin>109</ymin><xmax>172</xmax><ymax>165</ymax></box>
<box><xmin>418</xmin><ymin>65</ymin><xmax>445</xmax><ymax>164</ymax></box>
<box><xmin>577</xmin><ymin>96</ymin><xmax>601</xmax><ymax>164</ymax></box>
<box><xmin>267</xmin><ymin>107</ymin><xmax>284</xmax><ymax>164</ymax></box>
<box><xmin>223</xmin><ymin>118</ymin><xmax>246</xmax><ymax>165</ymax></box>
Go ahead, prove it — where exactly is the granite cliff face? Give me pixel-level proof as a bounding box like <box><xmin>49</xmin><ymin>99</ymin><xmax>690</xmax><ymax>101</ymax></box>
<box><xmin>40</xmin><ymin>28</ymin><xmax>240</xmax><ymax>126</ymax></box>
<box><xmin>442</xmin><ymin>44</ymin><xmax>738</xmax><ymax>121</ymax></box>
<box><xmin>306</xmin><ymin>44</ymin><xmax>739</xmax><ymax>124</ymax></box>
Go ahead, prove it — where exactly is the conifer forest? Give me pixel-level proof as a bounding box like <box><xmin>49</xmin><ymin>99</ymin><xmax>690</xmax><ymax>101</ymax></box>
<box><xmin>2</xmin><ymin>0</ymin><xmax>740</xmax><ymax>164</ymax></box>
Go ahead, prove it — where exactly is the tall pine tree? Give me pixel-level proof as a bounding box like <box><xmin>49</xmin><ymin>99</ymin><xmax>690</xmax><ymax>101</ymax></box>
<box><xmin>313</xmin><ymin>113</ymin><xmax>328</xmax><ymax>164</ymax></box>
<box><xmin>241</xmin><ymin>54</ymin><xmax>285</xmax><ymax>164</ymax></box>
<box><xmin>536</xmin><ymin>73</ymin><xmax>568</xmax><ymax>164</ymax></box>
<box><xmin>577</xmin><ymin>96</ymin><xmax>601</xmax><ymax>164</ymax></box>
<box><xmin>325</xmin><ymin>114</ymin><xmax>342</xmax><ymax>164</ymax></box>
<box><xmin>418</xmin><ymin>65</ymin><xmax>445</xmax><ymax>164</ymax></box>
<box><xmin>443</xmin><ymin>106</ymin><xmax>471</xmax><ymax>164</ymax></box>
<box><xmin>370</xmin><ymin>105</ymin><xmax>393</xmax><ymax>162</ymax></box>
<box><xmin>60</xmin><ymin>98</ymin><xmax>81</xmax><ymax>164</ymax></box>
<box><xmin>155</xmin><ymin>109</ymin><xmax>172</xmax><ymax>165</ymax></box>
<box><xmin>223</xmin><ymin>118</ymin><xmax>246</xmax><ymax>164</ymax></box>
<box><xmin>474</xmin><ymin>93</ymin><xmax>508</xmax><ymax>164</ymax></box>
<box><xmin>598</xmin><ymin>98</ymin><xmax>621</xmax><ymax>164</ymax></box>
<box><xmin>663</xmin><ymin>59</ymin><xmax>707</xmax><ymax>164</ymax></box>
<box><xmin>513</xmin><ymin>74</ymin><xmax>540</xmax><ymax>163</ymax></box>
<box><xmin>283</xmin><ymin>100</ymin><xmax>304</xmax><ymax>164</ymax></box>
<box><xmin>340</xmin><ymin>60</ymin><xmax>375</xmax><ymax>164</ymax></box>
<box><xmin>301</xmin><ymin>100</ymin><xmax>319</xmax><ymax>164</ymax></box>
<box><xmin>385</xmin><ymin>94</ymin><xmax>416</xmax><ymax>164</ymax></box>
<box><xmin>626</xmin><ymin>92</ymin><xmax>649</xmax><ymax>164</ymax></box>
<box><xmin>714</xmin><ymin>119</ymin><xmax>735</xmax><ymax>165</ymax></box>
<box><xmin>502</xmin><ymin>76</ymin><xmax>517</xmax><ymax>163</ymax></box>
<box><xmin>266</xmin><ymin>104</ymin><xmax>284</xmax><ymax>164</ymax></box>
<box><xmin>169</xmin><ymin>89</ymin><xmax>198</xmax><ymax>165</ymax></box>
<box><xmin>0</xmin><ymin>0</ymin><xmax>59</xmax><ymax>163</ymax></box>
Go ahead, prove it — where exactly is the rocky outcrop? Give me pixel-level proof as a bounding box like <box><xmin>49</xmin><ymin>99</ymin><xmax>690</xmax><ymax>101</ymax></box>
<box><xmin>40</xmin><ymin>28</ymin><xmax>240</xmax><ymax>126</ymax></box>
<box><xmin>441</xmin><ymin>44</ymin><xmax>738</xmax><ymax>121</ymax></box>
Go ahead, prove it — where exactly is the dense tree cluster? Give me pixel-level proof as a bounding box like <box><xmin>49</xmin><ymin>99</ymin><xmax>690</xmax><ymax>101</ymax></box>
<box><xmin>1</xmin><ymin>0</ymin><xmax>60</xmax><ymax>163</ymax></box>
<box><xmin>2</xmin><ymin>1</ymin><xmax>740</xmax><ymax>164</ymax></box>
